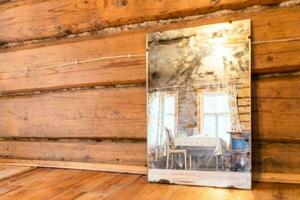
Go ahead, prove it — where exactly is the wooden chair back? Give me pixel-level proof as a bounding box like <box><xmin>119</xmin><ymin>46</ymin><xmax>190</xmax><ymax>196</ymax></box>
<box><xmin>165</xmin><ymin>128</ymin><xmax>175</xmax><ymax>150</ymax></box>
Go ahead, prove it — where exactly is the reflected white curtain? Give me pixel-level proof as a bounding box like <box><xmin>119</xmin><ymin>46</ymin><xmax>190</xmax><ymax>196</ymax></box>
<box><xmin>148</xmin><ymin>91</ymin><xmax>166</xmax><ymax>147</ymax></box>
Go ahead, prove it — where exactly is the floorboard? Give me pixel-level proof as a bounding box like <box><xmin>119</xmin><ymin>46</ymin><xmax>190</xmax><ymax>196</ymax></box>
<box><xmin>0</xmin><ymin>168</ymin><xmax>298</xmax><ymax>200</ymax></box>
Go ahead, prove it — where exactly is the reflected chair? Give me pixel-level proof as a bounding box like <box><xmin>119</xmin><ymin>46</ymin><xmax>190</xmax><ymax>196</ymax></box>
<box><xmin>165</xmin><ymin>128</ymin><xmax>187</xmax><ymax>170</ymax></box>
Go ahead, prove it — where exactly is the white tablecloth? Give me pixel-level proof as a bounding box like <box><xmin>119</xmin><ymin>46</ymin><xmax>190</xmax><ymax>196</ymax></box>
<box><xmin>173</xmin><ymin>136</ymin><xmax>226</xmax><ymax>156</ymax></box>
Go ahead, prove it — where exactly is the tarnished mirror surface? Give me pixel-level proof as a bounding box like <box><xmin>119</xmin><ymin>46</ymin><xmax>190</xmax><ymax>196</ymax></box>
<box><xmin>147</xmin><ymin>20</ymin><xmax>251</xmax><ymax>189</ymax></box>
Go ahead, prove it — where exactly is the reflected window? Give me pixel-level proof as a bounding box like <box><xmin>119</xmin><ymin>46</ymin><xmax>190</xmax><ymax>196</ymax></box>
<box><xmin>148</xmin><ymin>91</ymin><xmax>177</xmax><ymax>146</ymax></box>
<box><xmin>201</xmin><ymin>92</ymin><xmax>231</xmax><ymax>144</ymax></box>
<box><xmin>164</xmin><ymin>94</ymin><xmax>176</xmax><ymax>135</ymax></box>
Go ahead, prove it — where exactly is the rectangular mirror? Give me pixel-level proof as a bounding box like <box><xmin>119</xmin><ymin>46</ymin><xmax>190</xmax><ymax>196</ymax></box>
<box><xmin>147</xmin><ymin>20</ymin><xmax>251</xmax><ymax>189</ymax></box>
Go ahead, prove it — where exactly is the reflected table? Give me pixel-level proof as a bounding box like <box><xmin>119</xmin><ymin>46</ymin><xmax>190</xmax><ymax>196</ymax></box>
<box><xmin>173</xmin><ymin>136</ymin><xmax>227</xmax><ymax>170</ymax></box>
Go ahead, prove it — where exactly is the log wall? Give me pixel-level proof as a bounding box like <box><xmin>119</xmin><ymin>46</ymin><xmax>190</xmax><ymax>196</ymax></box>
<box><xmin>0</xmin><ymin>0</ymin><xmax>299</xmax><ymax>183</ymax></box>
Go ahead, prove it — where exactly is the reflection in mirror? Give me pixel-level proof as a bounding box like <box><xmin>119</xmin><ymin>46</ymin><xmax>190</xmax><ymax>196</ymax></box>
<box><xmin>147</xmin><ymin>20</ymin><xmax>251</xmax><ymax>189</ymax></box>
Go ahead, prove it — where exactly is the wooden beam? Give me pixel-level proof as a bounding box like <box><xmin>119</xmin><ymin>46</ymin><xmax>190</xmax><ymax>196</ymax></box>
<box><xmin>0</xmin><ymin>159</ymin><xmax>299</xmax><ymax>183</ymax></box>
<box><xmin>0</xmin><ymin>140</ymin><xmax>299</xmax><ymax>174</ymax></box>
<box><xmin>253</xmin><ymin>40</ymin><xmax>300</xmax><ymax>74</ymax></box>
<box><xmin>1</xmin><ymin>73</ymin><xmax>299</xmax><ymax>141</ymax></box>
<box><xmin>0</xmin><ymin>0</ymin><xmax>287</xmax><ymax>42</ymax></box>
<box><xmin>0</xmin><ymin>32</ymin><xmax>146</xmax><ymax>94</ymax></box>
<box><xmin>252</xmin><ymin>74</ymin><xmax>300</xmax><ymax>142</ymax></box>
<box><xmin>0</xmin><ymin>159</ymin><xmax>147</xmax><ymax>175</ymax></box>
<box><xmin>253</xmin><ymin>142</ymin><xmax>300</xmax><ymax>174</ymax></box>
<box><xmin>0</xmin><ymin>165</ymin><xmax>35</xmax><ymax>181</ymax></box>
<box><xmin>253</xmin><ymin>172</ymin><xmax>300</xmax><ymax>184</ymax></box>
<box><xmin>0</xmin><ymin>87</ymin><xmax>146</xmax><ymax>138</ymax></box>
<box><xmin>0</xmin><ymin>140</ymin><xmax>146</xmax><ymax>166</ymax></box>
<box><xmin>0</xmin><ymin>6</ymin><xmax>300</xmax><ymax>94</ymax></box>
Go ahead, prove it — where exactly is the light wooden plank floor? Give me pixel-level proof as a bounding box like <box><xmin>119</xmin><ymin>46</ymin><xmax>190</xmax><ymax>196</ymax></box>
<box><xmin>0</xmin><ymin>168</ymin><xmax>298</xmax><ymax>200</ymax></box>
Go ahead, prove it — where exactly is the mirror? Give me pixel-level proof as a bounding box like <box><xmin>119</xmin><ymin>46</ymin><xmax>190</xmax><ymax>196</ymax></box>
<box><xmin>147</xmin><ymin>20</ymin><xmax>251</xmax><ymax>189</ymax></box>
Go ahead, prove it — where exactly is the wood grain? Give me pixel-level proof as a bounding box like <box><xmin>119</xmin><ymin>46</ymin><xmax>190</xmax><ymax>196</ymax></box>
<box><xmin>106</xmin><ymin>176</ymin><xmax>300</xmax><ymax>199</ymax></box>
<box><xmin>0</xmin><ymin>0</ymin><xmax>286</xmax><ymax>42</ymax></box>
<box><xmin>1</xmin><ymin>6</ymin><xmax>300</xmax><ymax>94</ymax></box>
<box><xmin>1</xmin><ymin>73</ymin><xmax>299</xmax><ymax>141</ymax></box>
<box><xmin>0</xmin><ymin>158</ymin><xmax>300</xmax><ymax>184</ymax></box>
<box><xmin>252</xmin><ymin>74</ymin><xmax>300</xmax><ymax>142</ymax></box>
<box><xmin>0</xmin><ymin>158</ymin><xmax>147</xmax><ymax>174</ymax></box>
<box><xmin>47</xmin><ymin>171</ymin><xmax>140</xmax><ymax>200</ymax></box>
<box><xmin>0</xmin><ymin>168</ymin><xmax>297</xmax><ymax>199</ymax></box>
<box><xmin>0</xmin><ymin>164</ymin><xmax>34</xmax><ymax>181</ymax></box>
<box><xmin>0</xmin><ymin>1</ymin><xmax>299</xmax><ymax>185</ymax></box>
<box><xmin>0</xmin><ymin>32</ymin><xmax>146</xmax><ymax>94</ymax></box>
<box><xmin>0</xmin><ymin>141</ymin><xmax>299</xmax><ymax>175</ymax></box>
<box><xmin>253</xmin><ymin>40</ymin><xmax>300</xmax><ymax>74</ymax></box>
<box><xmin>0</xmin><ymin>140</ymin><xmax>146</xmax><ymax>166</ymax></box>
<box><xmin>0</xmin><ymin>159</ymin><xmax>147</xmax><ymax>175</ymax></box>
<box><xmin>253</xmin><ymin>172</ymin><xmax>300</xmax><ymax>184</ymax></box>
<box><xmin>253</xmin><ymin>142</ymin><xmax>300</xmax><ymax>174</ymax></box>
<box><xmin>0</xmin><ymin>87</ymin><xmax>146</xmax><ymax>138</ymax></box>
<box><xmin>0</xmin><ymin>168</ymin><xmax>101</xmax><ymax>199</ymax></box>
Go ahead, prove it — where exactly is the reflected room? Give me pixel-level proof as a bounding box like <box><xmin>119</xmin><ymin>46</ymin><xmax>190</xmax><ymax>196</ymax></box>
<box><xmin>147</xmin><ymin>20</ymin><xmax>251</xmax><ymax>189</ymax></box>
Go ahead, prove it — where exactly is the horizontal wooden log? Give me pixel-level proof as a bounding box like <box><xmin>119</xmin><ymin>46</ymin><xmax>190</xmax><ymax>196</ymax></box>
<box><xmin>0</xmin><ymin>32</ymin><xmax>146</xmax><ymax>94</ymax></box>
<box><xmin>0</xmin><ymin>73</ymin><xmax>299</xmax><ymax>141</ymax></box>
<box><xmin>238</xmin><ymin>106</ymin><xmax>250</xmax><ymax>114</ymax></box>
<box><xmin>237</xmin><ymin>88</ymin><xmax>250</xmax><ymax>98</ymax></box>
<box><xmin>0</xmin><ymin>140</ymin><xmax>146</xmax><ymax>166</ymax></box>
<box><xmin>238</xmin><ymin>98</ymin><xmax>250</xmax><ymax>106</ymax></box>
<box><xmin>0</xmin><ymin>159</ymin><xmax>147</xmax><ymax>175</ymax></box>
<box><xmin>1</xmin><ymin>6</ymin><xmax>300</xmax><ymax>94</ymax></box>
<box><xmin>0</xmin><ymin>0</ymin><xmax>286</xmax><ymax>42</ymax></box>
<box><xmin>242</xmin><ymin>122</ymin><xmax>251</xmax><ymax>131</ymax></box>
<box><xmin>253</xmin><ymin>142</ymin><xmax>300</xmax><ymax>174</ymax></box>
<box><xmin>239</xmin><ymin>114</ymin><xmax>251</xmax><ymax>122</ymax></box>
<box><xmin>253</xmin><ymin>40</ymin><xmax>300</xmax><ymax>74</ymax></box>
<box><xmin>0</xmin><ymin>140</ymin><xmax>299</xmax><ymax>175</ymax></box>
<box><xmin>252</xmin><ymin>172</ymin><xmax>300</xmax><ymax>184</ymax></box>
<box><xmin>1</xmin><ymin>159</ymin><xmax>298</xmax><ymax>183</ymax></box>
<box><xmin>0</xmin><ymin>87</ymin><xmax>146</xmax><ymax>138</ymax></box>
<box><xmin>252</xmin><ymin>74</ymin><xmax>300</xmax><ymax>142</ymax></box>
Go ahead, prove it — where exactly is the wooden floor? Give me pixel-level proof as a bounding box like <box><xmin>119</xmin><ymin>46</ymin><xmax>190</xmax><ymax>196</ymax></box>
<box><xmin>0</xmin><ymin>167</ymin><xmax>298</xmax><ymax>200</ymax></box>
